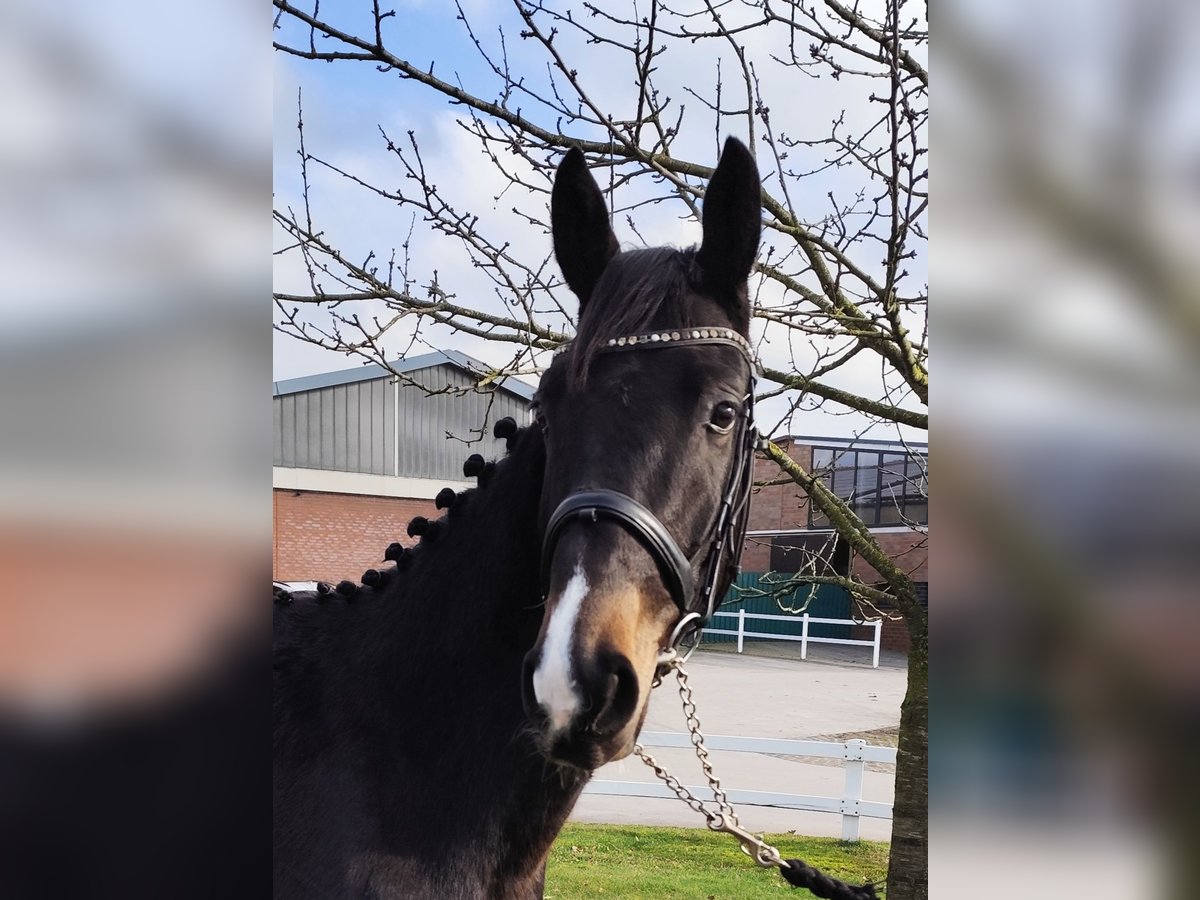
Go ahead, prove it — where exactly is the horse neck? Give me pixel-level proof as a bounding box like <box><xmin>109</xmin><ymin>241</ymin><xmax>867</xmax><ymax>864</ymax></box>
<box><xmin>353</xmin><ymin>427</ymin><xmax>587</xmax><ymax>883</ymax></box>
<box><xmin>348</xmin><ymin>425</ymin><xmax>548</xmax><ymax>689</ymax></box>
<box><xmin>273</xmin><ymin>426</ymin><xmax>584</xmax><ymax>895</ymax></box>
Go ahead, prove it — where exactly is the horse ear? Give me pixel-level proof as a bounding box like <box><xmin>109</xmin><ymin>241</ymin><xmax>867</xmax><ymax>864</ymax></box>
<box><xmin>552</xmin><ymin>148</ymin><xmax>619</xmax><ymax>307</ymax></box>
<box><xmin>696</xmin><ymin>137</ymin><xmax>761</xmax><ymax>302</ymax></box>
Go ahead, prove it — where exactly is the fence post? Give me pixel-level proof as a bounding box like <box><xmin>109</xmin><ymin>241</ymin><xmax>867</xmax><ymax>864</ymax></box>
<box><xmin>800</xmin><ymin>613</ymin><xmax>809</xmax><ymax>660</ymax></box>
<box><xmin>872</xmin><ymin>620</ymin><xmax>882</xmax><ymax>668</ymax></box>
<box><xmin>841</xmin><ymin>739</ymin><xmax>866</xmax><ymax>841</ymax></box>
<box><xmin>737</xmin><ymin>607</ymin><xmax>745</xmax><ymax>654</ymax></box>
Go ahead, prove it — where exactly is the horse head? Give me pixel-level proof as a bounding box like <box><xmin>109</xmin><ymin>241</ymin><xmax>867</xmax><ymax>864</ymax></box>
<box><xmin>523</xmin><ymin>138</ymin><xmax>761</xmax><ymax>770</ymax></box>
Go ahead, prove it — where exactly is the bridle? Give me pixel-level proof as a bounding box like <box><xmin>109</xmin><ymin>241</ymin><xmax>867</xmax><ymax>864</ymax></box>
<box><xmin>539</xmin><ymin>326</ymin><xmax>760</xmax><ymax>667</ymax></box>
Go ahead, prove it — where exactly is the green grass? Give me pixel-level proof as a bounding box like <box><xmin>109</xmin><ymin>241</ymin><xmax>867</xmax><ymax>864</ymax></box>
<box><xmin>545</xmin><ymin>823</ymin><xmax>888</xmax><ymax>899</ymax></box>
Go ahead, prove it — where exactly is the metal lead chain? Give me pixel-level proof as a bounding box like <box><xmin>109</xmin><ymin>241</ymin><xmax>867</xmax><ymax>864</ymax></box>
<box><xmin>635</xmin><ymin>661</ymin><xmax>785</xmax><ymax>869</ymax></box>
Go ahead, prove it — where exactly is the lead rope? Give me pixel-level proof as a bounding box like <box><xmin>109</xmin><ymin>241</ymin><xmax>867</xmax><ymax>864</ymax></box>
<box><xmin>636</xmin><ymin>659</ymin><xmax>880</xmax><ymax>900</ymax></box>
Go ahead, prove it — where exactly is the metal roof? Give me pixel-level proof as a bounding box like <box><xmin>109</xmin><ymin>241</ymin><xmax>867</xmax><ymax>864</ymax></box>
<box><xmin>783</xmin><ymin>434</ymin><xmax>928</xmax><ymax>451</ymax></box>
<box><xmin>272</xmin><ymin>349</ymin><xmax>536</xmax><ymax>402</ymax></box>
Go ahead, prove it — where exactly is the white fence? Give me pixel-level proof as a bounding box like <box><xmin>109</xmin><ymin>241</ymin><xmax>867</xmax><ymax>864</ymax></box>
<box><xmin>706</xmin><ymin>609</ymin><xmax>884</xmax><ymax>667</ymax></box>
<box><xmin>584</xmin><ymin>731</ymin><xmax>895</xmax><ymax>840</ymax></box>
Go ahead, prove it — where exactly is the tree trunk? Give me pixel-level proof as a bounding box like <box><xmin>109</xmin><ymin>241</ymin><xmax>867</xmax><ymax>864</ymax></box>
<box><xmin>886</xmin><ymin>619</ymin><xmax>928</xmax><ymax>900</ymax></box>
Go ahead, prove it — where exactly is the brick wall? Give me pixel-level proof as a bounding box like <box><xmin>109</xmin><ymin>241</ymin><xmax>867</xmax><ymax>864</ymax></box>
<box><xmin>273</xmin><ymin>489</ymin><xmax>437</xmax><ymax>583</ymax></box>
<box><xmin>746</xmin><ymin>441</ymin><xmax>811</xmax><ymax>530</ymax></box>
<box><xmin>849</xmin><ymin>530</ymin><xmax>928</xmax><ymax>584</ymax></box>
<box><xmin>851</xmin><ymin>615</ymin><xmax>913</xmax><ymax>653</ymax></box>
<box><xmin>847</xmin><ymin>530</ymin><xmax>927</xmax><ymax>653</ymax></box>
<box><xmin>740</xmin><ymin>536</ymin><xmax>772</xmax><ymax>573</ymax></box>
<box><xmin>742</xmin><ymin>441</ymin><xmax>809</xmax><ymax>571</ymax></box>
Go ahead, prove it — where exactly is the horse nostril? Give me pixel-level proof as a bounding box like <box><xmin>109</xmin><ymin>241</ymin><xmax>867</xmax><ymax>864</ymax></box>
<box><xmin>588</xmin><ymin>652</ymin><xmax>638</xmax><ymax>738</ymax></box>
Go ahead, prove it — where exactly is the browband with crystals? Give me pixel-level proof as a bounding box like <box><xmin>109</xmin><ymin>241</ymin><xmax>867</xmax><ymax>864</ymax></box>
<box><xmin>555</xmin><ymin>327</ymin><xmax>758</xmax><ymax>373</ymax></box>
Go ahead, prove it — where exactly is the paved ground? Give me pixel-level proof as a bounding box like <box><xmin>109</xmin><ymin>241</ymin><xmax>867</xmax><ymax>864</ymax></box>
<box><xmin>569</xmin><ymin>642</ymin><xmax>908</xmax><ymax>840</ymax></box>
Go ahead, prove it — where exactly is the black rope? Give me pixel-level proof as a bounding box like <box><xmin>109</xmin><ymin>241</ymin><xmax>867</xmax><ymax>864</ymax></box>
<box><xmin>779</xmin><ymin>859</ymin><xmax>878</xmax><ymax>899</ymax></box>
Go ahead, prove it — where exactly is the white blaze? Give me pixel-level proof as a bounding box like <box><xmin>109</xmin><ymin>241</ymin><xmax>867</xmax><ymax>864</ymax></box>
<box><xmin>532</xmin><ymin>563</ymin><xmax>588</xmax><ymax>731</ymax></box>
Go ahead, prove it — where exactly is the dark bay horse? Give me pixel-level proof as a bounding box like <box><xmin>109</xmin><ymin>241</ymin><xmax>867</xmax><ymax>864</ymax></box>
<box><xmin>274</xmin><ymin>138</ymin><xmax>763</xmax><ymax>899</ymax></box>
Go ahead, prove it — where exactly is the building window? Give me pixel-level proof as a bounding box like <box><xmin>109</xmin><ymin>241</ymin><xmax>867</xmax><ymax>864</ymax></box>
<box><xmin>809</xmin><ymin>447</ymin><xmax>928</xmax><ymax>528</ymax></box>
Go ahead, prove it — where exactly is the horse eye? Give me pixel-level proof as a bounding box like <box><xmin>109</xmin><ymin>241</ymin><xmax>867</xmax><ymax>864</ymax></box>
<box><xmin>708</xmin><ymin>401</ymin><xmax>738</xmax><ymax>432</ymax></box>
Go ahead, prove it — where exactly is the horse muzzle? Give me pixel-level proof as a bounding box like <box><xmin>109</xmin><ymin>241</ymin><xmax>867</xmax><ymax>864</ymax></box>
<box><xmin>521</xmin><ymin>568</ymin><xmax>659</xmax><ymax>770</ymax></box>
<box><xmin>522</xmin><ymin>641</ymin><xmax>641</xmax><ymax>770</ymax></box>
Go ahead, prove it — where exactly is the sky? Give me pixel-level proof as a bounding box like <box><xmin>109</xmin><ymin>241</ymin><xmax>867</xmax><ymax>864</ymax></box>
<box><xmin>272</xmin><ymin>1</ymin><xmax>929</xmax><ymax>443</ymax></box>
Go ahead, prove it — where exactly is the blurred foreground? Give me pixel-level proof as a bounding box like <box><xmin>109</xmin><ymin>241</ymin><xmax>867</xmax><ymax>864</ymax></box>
<box><xmin>936</xmin><ymin>2</ymin><xmax>1200</xmax><ymax>898</ymax></box>
<box><xmin>0</xmin><ymin>1</ymin><xmax>268</xmax><ymax>896</ymax></box>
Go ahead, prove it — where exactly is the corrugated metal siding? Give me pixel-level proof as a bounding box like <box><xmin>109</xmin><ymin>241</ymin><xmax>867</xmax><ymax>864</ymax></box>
<box><xmin>397</xmin><ymin>366</ymin><xmax>529</xmax><ymax>481</ymax></box>
<box><xmin>382</xmin><ymin>377</ymin><xmax>395</xmax><ymax>475</ymax></box>
<box><xmin>273</xmin><ymin>395</ymin><xmax>284</xmax><ymax>466</ymax></box>
<box><xmin>319</xmin><ymin>388</ymin><xmax>334</xmax><ymax>467</ymax></box>
<box><xmin>273</xmin><ymin>363</ymin><xmax>531</xmax><ymax>480</ymax></box>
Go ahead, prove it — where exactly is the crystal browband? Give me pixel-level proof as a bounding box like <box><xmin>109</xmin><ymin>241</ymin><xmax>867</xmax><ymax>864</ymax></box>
<box><xmin>605</xmin><ymin>327</ymin><xmax>751</xmax><ymax>352</ymax></box>
<box><xmin>554</xmin><ymin>327</ymin><xmax>757</xmax><ymax>371</ymax></box>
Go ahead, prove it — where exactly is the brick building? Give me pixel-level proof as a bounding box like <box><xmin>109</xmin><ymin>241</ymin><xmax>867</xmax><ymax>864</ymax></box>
<box><xmin>273</xmin><ymin>350</ymin><xmax>533</xmax><ymax>583</ymax></box>
<box><xmin>740</xmin><ymin>435</ymin><xmax>928</xmax><ymax>652</ymax></box>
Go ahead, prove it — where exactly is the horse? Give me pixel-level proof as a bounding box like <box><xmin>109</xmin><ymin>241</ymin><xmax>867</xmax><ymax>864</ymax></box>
<box><xmin>273</xmin><ymin>138</ymin><xmax>764</xmax><ymax>899</ymax></box>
